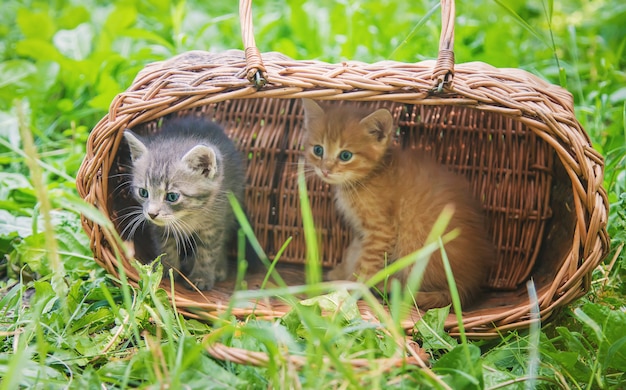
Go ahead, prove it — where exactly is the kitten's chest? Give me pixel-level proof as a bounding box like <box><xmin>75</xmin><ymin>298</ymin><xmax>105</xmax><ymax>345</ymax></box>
<box><xmin>334</xmin><ymin>185</ymin><xmax>381</xmax><ymax>229</ymax></box>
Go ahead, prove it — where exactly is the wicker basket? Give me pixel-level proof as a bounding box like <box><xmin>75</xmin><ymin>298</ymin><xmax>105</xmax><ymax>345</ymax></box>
<box><xmin>77</xmin><ymin>0</ymin><xmax>609</xmax><ymax>346</ymax></box>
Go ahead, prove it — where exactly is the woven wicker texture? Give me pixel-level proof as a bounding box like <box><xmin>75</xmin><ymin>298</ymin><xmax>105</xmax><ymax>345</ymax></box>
<box><xmin>76</xmin><ymin>0</ymin><xmax>609</xmax><ymax>343</ymax></box>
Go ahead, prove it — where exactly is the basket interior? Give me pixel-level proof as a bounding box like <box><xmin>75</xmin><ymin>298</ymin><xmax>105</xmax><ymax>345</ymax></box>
<box><xmin>108</xmin><ymin>97</ymin><xmax>563</xmax><ymax>300</ymax></box>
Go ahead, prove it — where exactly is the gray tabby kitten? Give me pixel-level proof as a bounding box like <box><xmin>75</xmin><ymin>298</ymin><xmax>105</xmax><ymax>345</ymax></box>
<box><xmin>123</xmin><ymin>116</ymin><xmax>245</xmax><ymax>290</ymax></box>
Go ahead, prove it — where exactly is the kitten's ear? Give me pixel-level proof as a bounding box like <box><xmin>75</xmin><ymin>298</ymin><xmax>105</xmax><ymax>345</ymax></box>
<box><xmin>359</xmin><ymin>109</ymin><xmax>394</xmax><ymax>142</ymax></box>
<box><xmin>301</xmin><ymin>98</ymin><xmax>325</xmax><ymax>127</ymax></box>
<box><xmin>123</xmin><ymin>130</ymin><xmax>148</xmax><ymax>161</ymax></box>
<box><xmin>182</xmin><ymin>145</ymin><xmax>218</xmax><ymax>179</ymax></box>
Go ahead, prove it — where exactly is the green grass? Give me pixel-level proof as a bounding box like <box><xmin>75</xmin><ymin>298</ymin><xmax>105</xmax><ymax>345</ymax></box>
<box><xmin>1</xmin><ymin>0</ymin><xmax>625</xmax><ymax>388</ymax></box>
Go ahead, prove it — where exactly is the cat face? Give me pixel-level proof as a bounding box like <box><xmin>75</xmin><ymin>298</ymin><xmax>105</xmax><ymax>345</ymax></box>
<box><xmin>301</xmin><ymin>99</ymin><xmax>394</xmax><ymax>185</ymax></box>
<box><xmin>123</xmin><ymin>131</ymin><xmax>221</xmax><ymax>229</ymax></box>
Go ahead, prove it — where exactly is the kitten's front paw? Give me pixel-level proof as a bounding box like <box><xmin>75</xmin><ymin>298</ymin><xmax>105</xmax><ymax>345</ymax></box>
<box><xmin>189</xmin><ymin>275</ymin><xmax>216</xmax><ymax>291</ymax></box>
<box><xmin>191</xmin><ymin>279</ymin><xmax>215</xmax><ymax>291</ymax></box>
<box><xmin>187</xmin><ymin>259</ymin><xmax>227</xmax><ymax>290</ymax></box>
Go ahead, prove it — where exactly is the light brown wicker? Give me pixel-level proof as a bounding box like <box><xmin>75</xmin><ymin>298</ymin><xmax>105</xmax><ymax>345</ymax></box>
<box><xmin>76</xmin><ymin>0</ymin><xmax>609</xmax><ymax>353</ymax></box>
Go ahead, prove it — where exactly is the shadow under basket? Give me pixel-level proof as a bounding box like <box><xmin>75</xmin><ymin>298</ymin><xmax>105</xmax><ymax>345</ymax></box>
<box><xmin>77</xmin><ymin>50</ymin><xmax>609</xmax><ymax>338</ymax></box>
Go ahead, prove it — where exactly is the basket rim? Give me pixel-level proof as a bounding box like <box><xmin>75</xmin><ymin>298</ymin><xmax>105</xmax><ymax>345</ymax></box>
<box><xmin>76</xmin><ymin>49</ymin><xmax>610</xmax><ymax>338</ymax></box>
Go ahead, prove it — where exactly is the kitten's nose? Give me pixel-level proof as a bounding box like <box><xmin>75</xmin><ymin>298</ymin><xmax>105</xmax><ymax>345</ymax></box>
<box><xmin>148</xmin><ymin>211</ymin><xmax>159</xmax><ymax>220</ymax></box>
<box><xmin>322</xmin><ymin>169</ymin><xmax>330</xmax><ymax>177</ymax></box>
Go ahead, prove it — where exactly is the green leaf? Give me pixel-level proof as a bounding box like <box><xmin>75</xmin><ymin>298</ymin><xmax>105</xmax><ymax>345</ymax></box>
<box><xmin>25</xmin><ymin>61</ymin><xmax>61</xmax><ymax>96</ymax></box>
<box><xmin>0</xmin><ymin>172</ymin><xmax>32</xmax><ymax>199</ymax></box>
<box><xmin>433</xmin><ymin>344</ymin><xmax>483</xmax><ymax>389</ymax></box>
<box><xmin>177</xmin><ymin>352</ymin><xmax>247</xmax><ymax>389</ymax></box>
<box><xmin>0</xmin><ymin>60</ymin><xmax>60</xmax><ymax>106</ymax></box>
<box><xmin>239</xmin><ymin>319</ymin><xmax>300</xmax><ymax>355</ymax></box>
<box><xmin>0</xmin><ymin>111</ymin><xmax>19</xmax><ymax>148</ymax></box>
<box><xmin>0</xmin><ymin>351</ymin><xmax>67</xmax><ymax>387</ymax></box>
<box><xmin>58</xmin><ymin>6</ymin><xmax>91</xmax><ymax>30</ymax></box>
<box><xmin>53</xmin><ymin>24</ymin><xmax>94</xmax><ymax>61</ymax></box>
<box><xmin>64</xmin><ymin>366</ymin><xmax>103</xmax><ymax>388</ymax></box>
<box><xmin>579</xmin><ymin>302</ymin><xmax>626</xmax><ymax>371</ymax></box>
<box><xmin>0</xmin><ymin>60</ymin><xmax>59</xmax><ymax>108</ymax></box>
<box><xmin>51</xmin><ymin>191</ymin><xmax>115</xmax><ymax>231</ymax></box>
<box><xmin>71</xmin><ymin>329</ymin><xmax>114</xmax><ymax>356</ymax></box>
<box><xmin>133</xmin><ymin>259</ymin><xmax>164</xmax><ymax>293</ymax></box>
<box><xmin>0</xmin><ymin>282</ymin><xmax>24</xmax><ymax>316</ymax></box>
<box><xmin>607</xmin><ymin>336</ymin><xmax>626</xmax><ymax>372</ymax></box>
<box><xmin>104</xmin><ymin>4</ymin><xmax>138</xmax><ymax>34</ymax></box>
<box><xmin>88</xmin><ymin>73</ymin><xmax>123</xmax><ymax>111</ymax></box>
<box><xmin>15</xmin><ymin>39</ymin><xmax>62</xmax><ymax>62</ymax></box>
<box><xmin>298</xmin><ymin>289</ymin><xmax>360</xmax><ymax>322</ymax></box>
<box><xmin>12</xmin><ymin>232</ymin><xmax>49</xmax><ymax>274</ymax></box>
<box><xmin>414</xmin><ymin>306</ymin><xmax>456</xmax><ymax>352</ymax></box>
<box><xmin>0</xmin><ymin>209</ymin><xmax>33</xmax><ymax>238</ymax></box>
<box><xmin>0</xmin><ymin>60</ymin><xmax>37</xmax><ymax>89</ymax></box>
<box><xmin>122</xmin><ymin>28</ymin><xmax>175</xmax><ymax>52</ymax></box>
<box><xmin>555</xmin><ymin>326</ymin><xmax>589</xmax><ymax>357</ymax></box>
<box><xmin>16</xmin><ymin>9</ymin><xmax>56</xmax><ymax>40</ymax></box>
<box><xmin>55</xmin><ymin>226</ymin><xmax>93</xmax><ymax>274</ymax></box>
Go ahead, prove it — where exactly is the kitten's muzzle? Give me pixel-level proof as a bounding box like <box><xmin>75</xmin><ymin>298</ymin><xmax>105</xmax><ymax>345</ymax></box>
<box><xmin>145</xmin><ymin>210</ymin><xmax>165</xmax><ymax>226</ymax></box>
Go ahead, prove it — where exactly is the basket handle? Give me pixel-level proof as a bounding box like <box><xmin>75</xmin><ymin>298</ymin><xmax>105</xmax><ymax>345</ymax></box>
<box><xmin>239</xmin><ymin>0</ymin><xmax>267</xmax><ymax>88</ymax></box>
<box><xmin>432</xmin><ymin>0</ymin><xmax>456</xmax><ymax>91</ymax></box>
<box><xmin>239</xmin><ymin>0</ymin><xmax>456</xmax><ymax>91</ymax></box>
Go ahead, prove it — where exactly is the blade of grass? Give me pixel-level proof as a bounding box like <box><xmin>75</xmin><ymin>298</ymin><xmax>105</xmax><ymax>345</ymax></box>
<box><xmin>437</xmin><ymin>236</ymin><xmax>475</xmax><ymax>377</ymax></box>
<box><xmin>228</xmin><ymin>192</ymin><xmax>289</xmax><ymax>289</ymax></box>
<box><xmin>438</xmin><ymin>236</ymin><xmax>465</xmax><ymax>340</ymax></box>
<box><xmin>0</xmin><ymin>137</ymin><xmax>76</xmax><ymax>183</ymax></box>
<box><xmin>525</xmin><ymin>279</ymin><xmax>541</xmax><ymax>390</ymax></box>
<box><xmin>16</xmin><ymin>99</ymin><xmax>68</xmax><ymax>321</ymax></box>
<box><xmin>540</xmin><ymin>0</ymin><xmax>566</xmax><ymax>88</ymax></box>
<box><xmin>88</xmin><ymin>203</ymin><xmax>145</xmax><ymax>347</ymax></box>
<box><xmin>297</xmin><ymin>161</ymin><xmax>322</xmax><ymax>287</ymax></box>
<box><xmin>573</xmin><ymin>307</ymin><xmax>606</xmax><ymax>389</ymax></box>
<box><xmin>364</xmin><ymin>230</ymin><xmax>458</xmax><ymax>291</ymax></box>
<box><xmin>492</xmin><ymin>0</ymin><xmax>550</xmax><ymax>49</ymax></box>
<box><xmin>389</xmin><ymin>1</ymin><xmax>440</xmax><ymax>60</ymax></box>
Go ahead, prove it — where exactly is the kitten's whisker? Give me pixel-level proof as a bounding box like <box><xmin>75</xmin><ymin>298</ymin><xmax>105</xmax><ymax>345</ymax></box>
<box><xmin>108</xmin><ymin>173</ymin><xmax>133</xmax><ymax>179</ymax></box>
<box><xmin>115</xmin><ymin>211</ymin><xmax>143</xmax><ymax>229</ymax></box>
<box><xmin>111</xmin><ymin>181</ymin><xmax>133</xmax><ymax>195</ymax></box>
<box><xmin>169</xmin><ymin>224</ymin><xmax>187</xmax><ymax>259</ymax></box>
<box><xmin>168</xmin><ymin>218</ymin><xmax>198</xmax><ymax>260</ymax></box>
<box><xmin>162</xmin><ymin>225</ymin><xmax>173</xmax><ymax>251</ymax></box>
<box><xmin>113</xmin><ymin>205</ymin><xmax>143</xmax><ymax>219</ymax></box>
<box><xmin>354</xmin><ymin>179</ymin><xmax>375</xmax><ymax>198</ymax></box>
<box><xmin>171</xmin><ymin>224</ymin><xmax>185</xmax><ymax>258</ymax></box>
<box><xmin>128</xmin><ymin>219</ymin><xmax>146</xmax><ymax>240</ymax></box>
<box><xmin>341</xmin><ymin>181</ymin><xmax>360</xmax><ymax>205</ymax></box>
<box><xmin>172</xmin><ymin>219</ymin><xmax>190</xmax><ymax>249</ymax></box>
<box><xmin>120</xmin><ymin>212</ymin><xmax>146</xmax><ymax>240</ymax></box>
<box><xmin>179</xmin><ymin>220</ymin><xmax>202</xmax><ymax>255</ymax></box>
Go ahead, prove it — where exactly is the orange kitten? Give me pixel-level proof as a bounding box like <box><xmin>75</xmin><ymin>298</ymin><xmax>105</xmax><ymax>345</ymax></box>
<box><xmin>301</xmin><ymin>99</ymin><xmax>496</xmax><ymax>310</ymax></box>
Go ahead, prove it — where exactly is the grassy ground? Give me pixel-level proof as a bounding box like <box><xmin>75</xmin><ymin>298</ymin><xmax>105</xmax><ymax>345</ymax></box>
<box><xmin>1</xmin><ymin>0</ymin><xmax>625</xmax><ymax>388</ymax></box>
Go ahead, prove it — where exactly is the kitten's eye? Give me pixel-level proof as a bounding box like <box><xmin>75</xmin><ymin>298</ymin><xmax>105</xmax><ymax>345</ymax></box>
<box><xmin>138</xmin><ymin>188</ymin><xmax>149</xmax><ymax>198</ymax></box>
<box><xmin>312</xmin><ymin>145</ymin><xmax>324</xmax><ymax>157</ymax></box>
<box><xmin>165</xmin><ymin>192</ymin><xmax>180</xmax><ymax>203</ymax></box>
<box><xmin>339</xmin><ymin>150</ymin><xmax>353</xmax><ymax>161</ymax></box>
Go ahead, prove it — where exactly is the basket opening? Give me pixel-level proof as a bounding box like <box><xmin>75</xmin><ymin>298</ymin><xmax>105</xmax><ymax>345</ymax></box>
<box><xmin>108</xmin><ymin>97</ymin><xmax>568</xmax><ymax>310</ymax></box>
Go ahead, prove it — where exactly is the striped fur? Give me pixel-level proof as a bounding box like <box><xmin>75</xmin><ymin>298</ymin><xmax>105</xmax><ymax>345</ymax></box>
<box><xmin>123</xmin><ymin>116</ymin><xmax>245</xmax><ymax>290</ymax></box>
<box><xmin>302</xmin><ymin>99</ymin><xmax>495</xmax><ymax>310</ymax></box>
